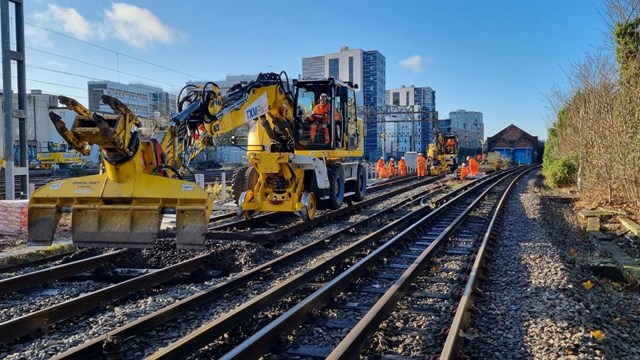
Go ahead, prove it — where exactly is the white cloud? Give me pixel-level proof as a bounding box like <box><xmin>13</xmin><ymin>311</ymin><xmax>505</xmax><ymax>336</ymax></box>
<box><xmin>400</xmin><ymin>55</ymin><xmax>423</xmax><ymax>72</ymax></box>
<box><xmin>25</xmin><ymin>25</ymin><xmax>53</xmax><ymax>48</ymax></box>
<box><xmin>35</xmin><ymin>4</ymin><xmax>94</xmax><ymax>40</ymax></box>
<box><xmin>28</xmin><ymin>2</ymin><xmax>182</xmax><ymax>50</ymax></box>
<box><xmin>400</xmin><ymin>55</ymin><xmax>431</xmax><ymax>73</ymax></box>
<box><xmin>105</xmin><ymin>3</ymin><xmax>182</xmax><ymax>50</ymax></box>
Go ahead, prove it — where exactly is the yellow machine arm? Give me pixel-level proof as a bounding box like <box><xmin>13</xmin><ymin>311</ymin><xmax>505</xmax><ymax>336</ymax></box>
<box><xmin>29</xmin><ymin>95</ymin><xmax>213</xmax><ymax>249</ymax></box>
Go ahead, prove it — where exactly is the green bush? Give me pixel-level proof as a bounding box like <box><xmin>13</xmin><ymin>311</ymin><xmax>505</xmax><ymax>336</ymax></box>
<box><xmin>543</xmin><ymin>157</ymin><xmax>577</xmax><ymax>188</ymax></box>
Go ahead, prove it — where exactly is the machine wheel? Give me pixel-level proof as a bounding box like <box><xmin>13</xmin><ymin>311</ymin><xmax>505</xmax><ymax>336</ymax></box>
<box><xmin>231</xmin><ymin>166</ymin><xmax>259</xmax><ymax>204</ymax></box>
<box><xmin>238</xmin><ymin>190</ymin><xmax>255</xmax><ymax>220</ymax></box>
<box><xmin>352</xmin><ymin>164</ymin><xmax>367</xmax><ymax>202</ymax></box>
<box><xmin>231</xmin><ymin>166</ymin><xmax>248</xmax><ymax>203</ymax></box>
<box><xmin>300</xmin><ymin>191</ymin><xmax>317</xmax><ymax>221</ymax></box>
<box><xmin>326</xmin><ymin>165</ymin><xmax>345</xmax><ymax>210</ymax></box>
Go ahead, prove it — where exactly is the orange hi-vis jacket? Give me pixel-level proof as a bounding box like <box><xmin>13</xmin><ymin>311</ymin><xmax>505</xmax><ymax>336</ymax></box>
<box><xmin>399</xmin><ymin>159</ymin><xmax>407</xmax><ymax>176</ymax></box>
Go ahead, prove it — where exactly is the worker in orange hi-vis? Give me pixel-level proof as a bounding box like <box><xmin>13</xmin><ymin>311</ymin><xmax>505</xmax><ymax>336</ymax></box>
<box><xmin>446</xmin><ymin>138</ymin><xmax>456</xmax><ymax>153</ymax></box>
<box><xmin>417</xmin><ymin>153</ymin><xmax>427</xmax><ymax>178</ymax></box>
<box><xmin>376</xmin><ymin>157</ymin><xmax>389</xmax><ymax>179</ymax></box>
<box><xmin>388</xmin><ymin>158</ymin><xmax>396</xmax><ymax>177</ymax></box>
<box><xmin>398</xmin><ymin>156</ymin><xmax>407</xmax><ymax>176</ymax></box>
<box><xmin>467</xmin><ymin>156</ymin><xmax>479</xmax><ymax>176</ymax></box>
<box><xmin>460</xmin><ymin>163</ymin><xmax>469</xmax><ymax>180</ymax></box>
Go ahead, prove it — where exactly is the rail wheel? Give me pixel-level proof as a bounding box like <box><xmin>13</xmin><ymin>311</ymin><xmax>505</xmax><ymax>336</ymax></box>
<box><xmin>300</xmin><ymin>191</ymin><xmax>317</xmax><ymax>221</ymax></box>
<box><xmin>238</xmin><ymin>190</ymin><xmax>256</xmax><ymax>220</ymax></box>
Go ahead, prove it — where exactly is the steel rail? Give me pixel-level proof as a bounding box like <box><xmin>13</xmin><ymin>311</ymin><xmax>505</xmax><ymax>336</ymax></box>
<box><xmin>327</xmin><ymin>168</ymin><xmax>525</xmax><ymax>359</ymax></box>
<box><xmin>439</xmin><ymin>166</ymin><xmax>538</xmax><ymax>359</ymax></box>
<box><xmin>145</xmin><ymin>181</ymin><xmax>462</xmax><ymax>359</ymax></box>
<box><xmin>0</xmin><ymin>252</ymin><xmax>213</xmax><ymax>344</ymax></box>
<box><xmin>0</xmin><ymin>251</ymin><xmax>122</xmax><ymax>295</ymax></box>
<box><xmin>53</xmin><ymin>181</ymin><xmax>443</xmax><ymax>360</ymax></box>
<box><xmin>203</xmin><ymin>175</ymin><xmax>444</xmax><ymax>242</ymax></box>
<box><xmin>217</xmin><ymin>170</ymin><xmax>515</xmax><ymax>359</ymax></box>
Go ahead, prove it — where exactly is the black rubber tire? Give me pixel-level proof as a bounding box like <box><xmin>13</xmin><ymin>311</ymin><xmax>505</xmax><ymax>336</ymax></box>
<box><xmin>352</xmin><ymin>164</ymin><xmax>367</xmax><ymax>202</ymax></box>
<box><xmin>326</xmin><ymin>165</ymin><xmax>345</xmax><ymax>210</ymax></box>
<box><xmin>231</xmin><ymin>165</ymin><xmax>249</xmax><ymax>204</ymax></box>
<box><xmin>231</xmin><ymin>166</ymin><xmax>259</xmax><ymax>204</ymax></box>
<box><xmin>244</xmin><ymin>166</ymin><xmax>259</xmax><ymax>192</ymax></box>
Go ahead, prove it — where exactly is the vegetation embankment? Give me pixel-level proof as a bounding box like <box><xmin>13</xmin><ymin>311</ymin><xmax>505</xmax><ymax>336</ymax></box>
<box><xmin>544</xmin><ymin>0</ymin><xmax>640</xmax><ymax>211</ymax></box>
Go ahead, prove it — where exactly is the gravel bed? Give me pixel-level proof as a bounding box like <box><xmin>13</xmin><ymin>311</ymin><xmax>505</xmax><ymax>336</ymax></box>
<box><xmin>0</xmin><ymin>280</ymin><xmax>109</xmax><ymax>322</ymax></box>
<box><xmin>465</xmin><ymin>170</ymin><xmax>640</xmax><ymax>359</ymax></box>
<box><xmin>0</xmin><ymin>179</ymin><xmax>443</xmax><ymax>359</ymax></box>
<box><xmin>0</xmin><ymin>283</ymin><xmax>215</xmax><ymax>360</ymax></box>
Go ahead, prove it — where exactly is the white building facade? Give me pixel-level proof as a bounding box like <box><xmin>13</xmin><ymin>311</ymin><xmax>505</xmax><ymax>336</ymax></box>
<box><xmin>383</xmin><ymin>85</ymin><xmax>437</xmax><ymax>156</ymax></box>
<box><xmin>447</xmin><ymin>110</ymin><xmax>484</xmax><ymax>149</ymax></box>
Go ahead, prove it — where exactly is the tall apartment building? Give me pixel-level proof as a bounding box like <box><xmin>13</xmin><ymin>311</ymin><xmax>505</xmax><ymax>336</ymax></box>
<box><xmin>302</xmin><ymin>46</ymin><xmax>386</xmax><ymax>159</ymax></box>
<box><xmin>441</xmin><ymin>110</ymin><xmax>484</xmax><ymax>149</ymax></box>
<box><xmin>383</xmin><ymin>85</ymin><xmax>437</xmax><ymax>155</ymax></box>
<box><xmin>88</xmin><ymin>81</ymin><xmax>176</xmax><ymax>118</ymax></box>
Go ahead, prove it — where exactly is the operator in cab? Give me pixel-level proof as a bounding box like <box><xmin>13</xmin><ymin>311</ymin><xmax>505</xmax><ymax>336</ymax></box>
<box><xmin>309</xmin><ymin>93</ymin><xmax>340</xmax><ymax>145</ymax></box>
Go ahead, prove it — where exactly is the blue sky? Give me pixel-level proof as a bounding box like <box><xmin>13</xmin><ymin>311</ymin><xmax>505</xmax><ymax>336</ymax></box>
<box><xmin>16</xmin><ymin>0</ymin><xmax>610</xmax><ymax>140</ymax></box>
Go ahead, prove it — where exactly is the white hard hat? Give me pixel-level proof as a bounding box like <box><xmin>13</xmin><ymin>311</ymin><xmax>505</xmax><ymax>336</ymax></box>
<box><xmin>418</xmin><ymin>153</ymin><xmax>423</xmax><ymax>155</ymax></box>
<box><xmin>401</xmin><ymin>157</ymin><xmax>405</xmax><ymax>159</ymax></box>
<box><xmin>390</xmin><ymin>158</ymin><xmax>394</xmax><ymax>160</ymax></box>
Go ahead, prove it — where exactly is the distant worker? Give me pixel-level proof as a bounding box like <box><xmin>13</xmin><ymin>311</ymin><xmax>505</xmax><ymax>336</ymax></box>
<box><xmin>467</xmin><ymin>156</ymin><xmax>479</xmax><ymax>176</ymax></box>
<box><xmin>446</xmin><ymin>138</ymin><xmax>456</xmax><ymax>153</ymax></box>
<box><xmin>310</xmin><ymin>93</ymin><xmax>331</xmax><ymax>144</ymax></box>
<box><xmin>476</xmin><ymin>154</ymin><xmax>482</xmax><ymax>162</ymax></box>
<box><xmin>377</xmin><ymin>157</ymin><xmax>389</xmax><ymax>179</ymax></box>
<box><xmin>482</xmin><ymin>153</ymin><xmax>487</xmax><ymax>163</ymax></box>
<box><xmin>388</xmin><ymin>158</ymin><xmax>396</xmax><ymax>177</ymax></box>
<box><xmin>460</xmin><ymin>163</ymin><xmax>469</xmax><ymax>180</ymax></box>
<box><xmin>399</xmin><ymin>157</ymin><xmax>407</xmax><ymax>176</ymax></box>
<box><xmin>417</xmin><ymin>153</ymin><xmax>427</xmax><ymax>178</ymax></box>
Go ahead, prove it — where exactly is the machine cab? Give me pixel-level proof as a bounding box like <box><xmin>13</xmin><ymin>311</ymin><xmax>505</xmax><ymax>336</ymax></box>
<box><xmin>293</xmin><ymin>78</ymin><xmax>360</xmax><ymax>151</ymax></box>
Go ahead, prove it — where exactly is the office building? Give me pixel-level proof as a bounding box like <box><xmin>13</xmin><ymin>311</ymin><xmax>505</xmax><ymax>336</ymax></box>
<box><xmin>441</xmin><ymin>110</ymin><xmax>484</xmax><ymax>150</ymax></box>
<box><xmin>384</xmin><ymin>85</ymin><xmax>437</xmax><ymax>155</ymax></box>
<box><xmin>88</xmin><ymin>81</ymin><xmax>176</xmax><ymax>118</ymax></box>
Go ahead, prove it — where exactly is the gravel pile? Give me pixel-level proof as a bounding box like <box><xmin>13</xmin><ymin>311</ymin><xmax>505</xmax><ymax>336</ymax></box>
<box><xmin>465</xmin><ymin>170</ymin><xmax>640</xmax><ymax>359</ymax></box>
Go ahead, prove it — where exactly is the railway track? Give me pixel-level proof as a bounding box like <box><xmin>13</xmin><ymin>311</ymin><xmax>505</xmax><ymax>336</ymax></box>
<box><xmin>142</xmin><ymin>167</ymin><xmax>528</xmax><ymax>359</ymax></box>
<box><xmin>0</xmin><ymin>172</ymin><xmax>448</xmax><ymax>358</ymax></box>
<box><xmin>0</xmin><ymin>174</ymin><xmax>450</xmax><ymax>358</ymax></box>
<box><xmin>166</xmin><ymin>167</ymin><xmax>528</xmax><ymax>360</ymax></box>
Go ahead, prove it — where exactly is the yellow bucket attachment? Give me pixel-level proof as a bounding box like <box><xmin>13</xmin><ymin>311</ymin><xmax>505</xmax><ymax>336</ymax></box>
<box><xmin>28</xmin><ymin>173</ymin><xmax>213</xmax><ymax>249</ymax></box>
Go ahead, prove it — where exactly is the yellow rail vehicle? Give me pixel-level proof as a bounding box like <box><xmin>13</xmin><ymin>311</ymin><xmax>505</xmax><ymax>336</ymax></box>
<box><xmin>36</xmin><ymin>142</ymin><xmax>83</xmax><ymax>169</ymax></box>
<box><xmin>29</xmin><ymin>72</ymin><xmax>366</xmax><ymax>249</ymax></box>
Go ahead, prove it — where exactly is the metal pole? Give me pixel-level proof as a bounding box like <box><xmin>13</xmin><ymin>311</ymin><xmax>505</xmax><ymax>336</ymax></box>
<box><xmin>16</xmin><ymin>0</ymin><xmax>28</xmax><ymax>193</ymax></box>
<box><xmin>1</xmin><ymin>0</ymin><xmax>14</xmax><ymax>199</ymax></box>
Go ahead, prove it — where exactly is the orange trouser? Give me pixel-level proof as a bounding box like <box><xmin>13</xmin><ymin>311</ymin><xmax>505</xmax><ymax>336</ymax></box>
<box><xmin>310</xmin><ymin>123</ymin><xmax>329</xmax><ymax>143</ymax></box>
<box><xmin>417</xmin><ymin>166</ymin><xmax>426</xmax><ymax>177</ymax></box>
